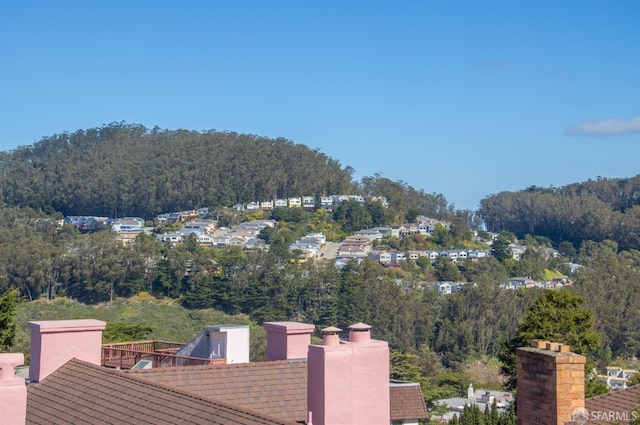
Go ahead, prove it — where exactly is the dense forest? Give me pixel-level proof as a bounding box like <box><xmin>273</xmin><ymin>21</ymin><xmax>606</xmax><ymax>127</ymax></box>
<box><xmin>479</xmin><ymin>176</ymin><xmax>640</xmax><ymax>251</ymax></box>
<box><xmin>1</xmin><ymin>124</ymin><xmax>639</xmax><ymax>418</ymax></box>
<box><xmin>0</xmin><ymin>123</ymin><xmax>457</xmax><ymax>222</ymax></box>
<box><xmin>0</xmin><ymin>123</ymin><xmax>354</xmax><ymax>218</ymax></box>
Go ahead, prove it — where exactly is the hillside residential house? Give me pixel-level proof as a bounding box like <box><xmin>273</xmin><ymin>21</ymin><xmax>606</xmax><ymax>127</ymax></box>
<box><xmin>389</xmin><ymin>250</ymin><xmax>406</xmax><ymax>263</ymax></box>
<box><xmin>438</xmin><ymin>282</ymin><xmax>452</xmax><ymax>295</ymax></box>
<box><xmin>369</xmin><ymin>196</ymin><xmax>389</xmax><ymax>208</ymax></box>
<box><xmin>212</xmin><ymin>233</ymin><xmax>231</xmax><ymax>247</ymax></box>
<box><xmin>320</xmin><ymin>197</ymin><xmax>333</xmax><ymax>211</ymax></box>
<box><xmin>510</xmin><ymin>244</ymin><xmax>526</xmax><ymax>260</ymax></box>
<box><xmin>337</xmin><ymin>244</ymin><xmax>371</xmax><ymax>260</ymax></box>
<box><xmin>195</xmin><ymin>234</ymin><xmax>214</xmax><ymax>247</ymax></box>
<box><xmin>288</xmin><ymin>197</ymin><xmax>302</xmax><ymax>208</ymax></box>
<box><xmin>597</xmin><ymin>367</ymin><xmax>639</xmax><ymax>391</ymax></box>
<box><xmin>369</xmin><ymin>250</ymin><xmax>392</xmax><ymax>264</ymax></box>
<box><xmin>400</xmin><ymin>223</ymin><xmax>419</xmax><ymax>236</ymax></box>
<box><xmin>290</xmin><ymin>237</ymin><xmax>323</xmax><ymax>258</ymax></box>
<box><xmin>416</xmin><ymin>216</ymin><xmax>451</xmax><ymax>232</ymax></box>
<box><xmin>302</xmin><ymin>196</ymin><xmax>315</xmax><ymax>209</ymax></box>
<box><xmin>467</xmin><ymin>250</ymin><xmax>489</xmax><ymax>261</ymax></box>
<box><xmin>111</xmin><ymin>218</ymin><xmax>144</xmax><ymax>232</ymax></box>
<box><xmin>246</xmin><ymin>201</ymin><xmax>260</xmax><ymax>210</ymax></box>
<box><xmin>390</xmin><ymin>225</ymin><xmax>407</xmax><ymax>238</ymax></box>
<box><xmin>157</xmin><ymin>232</ymin><xmax>185</xmax><ymax>244</ymax></box>
<box><xmin>343</xmin><ymin>235</ymin><xmax>372</xmax><ymax>245</ymax></box>
<box><xmin>440</xmin><ymin>250</ymin><xmax>459</xmax><ymax>261</ymax></box>
<box><xmin>435</xmin><ymin>282</ymin><xmax>467</xmax><ymax>295</ymax></box>
<box><xmin>182</xmin><ymin>219</ymin><xmax>217</xmax><ymax>234</ymax></box>
<box><xmin>355</xmin><ymin>228</ymin><xmax>384</xmax><ymax>241</ymax></box>
<box><xmin>506</xmin><ymin>277</ymin><xmax>536</xmax><ymax>290</ymax></box>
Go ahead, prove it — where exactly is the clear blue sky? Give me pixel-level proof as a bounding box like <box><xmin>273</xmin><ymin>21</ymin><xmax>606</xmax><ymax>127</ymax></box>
<box><xmin>1</xmin><ymin>1</ymin><xmax>638</xmax><ymax>211</ymax></box>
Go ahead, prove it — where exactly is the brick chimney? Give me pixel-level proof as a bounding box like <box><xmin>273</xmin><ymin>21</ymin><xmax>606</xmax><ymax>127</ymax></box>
<box><xmin>308</xmin><ymin>323</ymin><xmax>390</xmax><ymax>425</ymax></box>
<box><xmin>263</xmin><ymin>321</ymin><xmax>315</xmax><ymax>361</ymax></box>
<box><xmin>517</xmin><ymin>340</ymin><xmax>586</xmax><ymax>425</ymax></box>
<box><xmin>29</xmin><ymin>319</ymin><xmax>106</xmax><ymax>383</ymax></box>
<box><xmin>0</xmin><ymin>353</ymin><xmax>26</xmax><ymax>425</ymax></box>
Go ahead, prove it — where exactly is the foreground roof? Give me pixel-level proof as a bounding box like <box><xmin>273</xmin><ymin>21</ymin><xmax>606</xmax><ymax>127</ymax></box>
<box><xmin>26</xmin><ymin>359</ymin><xmax>299</xmax><ymax>425</ymax></box>
<box><xmin>130</xmin><ymin>359</ymin><xmax>308</xmax><ymax>423</ymax></box>
<box><xmin>389</xmin><ymin>382</ymin><xmax>429</xmax><ymax>420</ymax></box>
<box><xmin>131</xmin><ymin>358</ymin><xmax>428</xmax><ymax>423</ymax></box>
<box><xmin>585</xmin><ymin>384</ymin><xmax>640</xmax><ymax>424</ymax></box>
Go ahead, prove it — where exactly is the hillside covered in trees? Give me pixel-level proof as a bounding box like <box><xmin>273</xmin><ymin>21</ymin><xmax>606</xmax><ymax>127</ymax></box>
<box><xmin>0</xmin><ymin>123</ymin><xmax>357</xmax><ymax>218</ymax></box>
<box><xmin>0</xmin><ymin>122</ymin><xmax>456</xmax><ymax>221</ymax></box>
<box><xmin>479</xmin><ymin>176</ymin><xmax>640</xmax><ymax>251</ymax></box>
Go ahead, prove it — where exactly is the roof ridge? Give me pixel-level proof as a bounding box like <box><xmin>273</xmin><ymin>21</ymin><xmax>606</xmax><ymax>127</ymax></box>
<box><xmin>128</xmin><ymin>358</ymin><xmax>306</xmax><ymax>374</ymax></box>
<box><xmin>58</xmin><ymin>359</ymin><xmax>300</xmax><ymax>425</ymax></box>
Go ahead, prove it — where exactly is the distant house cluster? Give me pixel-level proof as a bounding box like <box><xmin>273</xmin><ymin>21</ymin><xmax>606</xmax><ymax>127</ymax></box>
<box><xmin>339</xmin><ymin>233</ymin><xmax>491</xmax><ymax>268</ymax></box>
<box><xmin>233</xmin><ymin>194</ymin><xmax>388</xmax><ymax>212</ymax></box>
<box><xmin>433</xmin><ymin>384</ymin><xmax>513</xmax><ymax>422</ymax></box>
<box><xmin>156</xmin><ymin>208</ymin><xmax>209</xmax><ymax>223</ymax></box>
<box><xmin>111</xmin><ymin>217</ymin><xmax>146</xmax><ymax>243</ymax></box>
<box><xmin>158</xmin><ymin>219</ymin><xmax>275</xmax><ymax>250</ymax></box>
<box><xmin>289</xmin><ymin>233</ymin><xmax>327</xmax><ymax>258</ymax></box>
<box><xmin>499</xmin><ymin>276</ymin><xmax>571</xmax><ymax>291</ymax></box>
<box><xmin>432</xmin><ymin>281</ymin><xmax>470</xmax><ymax>295</ymax></box>
<box><xmin>390</xmin><ymin>216</ymin><xmax>452</xmax><ymax>237</ymax></box>
<box><xmin>65</xmin><ymin>216</ymin><xmax>146</xmax><ymax>243</ymax></box>
<box><xmin>64</xmin><ymin>216</ymin><xmax>109</xmax><ymax>232</ymax></box>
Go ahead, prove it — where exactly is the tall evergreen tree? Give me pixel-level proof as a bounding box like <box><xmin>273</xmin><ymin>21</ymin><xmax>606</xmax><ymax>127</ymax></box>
<box><xmin>498</xmin><ymin>290</ymin><xmax>603</xmax><ymax>395</ymax></box>
<box><xmin>0</xmin><ymin>288</ymin><xmax>19</xmax><ymax>352</ymax></box>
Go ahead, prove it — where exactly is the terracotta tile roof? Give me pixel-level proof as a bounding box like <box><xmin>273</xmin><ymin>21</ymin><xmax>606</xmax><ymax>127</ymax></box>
<box><xmin>130</xmin><ymin>359</ymin><xmax>309</xmax><ymax>423</ymax></box>
<box><xmin>390</xmin><ymin>382</ymin><xmax>428</xmax><ymax>420</ymax></box>
<box><xmin>585</xmin><ymin>385</ymin><xmax>640</xmax><ymax>424</ymax></box>
<box><xmin>26</xmin><ymin>359</ymin><xmax>299</xmax><ymax>425</ymax></box>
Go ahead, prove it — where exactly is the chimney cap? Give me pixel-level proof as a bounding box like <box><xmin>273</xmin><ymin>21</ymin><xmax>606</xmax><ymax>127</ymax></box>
<box><xmin>348</xmin><ymin>322</ymin><xmax>371</xmax><ymax>331</ymax></box>
<box><xmin>321</xmin><ymin>326</ymin><xmax>342</xmax><ymax>334</ymax></box>
<box><xmin>263</xmin><ymin>321</ymin><xmax>315</xmax><ymax>335</ymax></box>
<box><xmin>28</xmin><ymin>319</ymin><xmax>106</xmax><ymax>334</ymax></box>
<box><xmin>0</xmin><ymin>353</ymin><xmax>24</xmax><ymax>380</ymax></box>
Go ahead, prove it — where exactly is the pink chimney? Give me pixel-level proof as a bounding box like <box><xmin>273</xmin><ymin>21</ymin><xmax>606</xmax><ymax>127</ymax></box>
<box><xmin>308</xmin><ymin>323</ymin><xmax>390</xmax><ymax>425</ymax></box>
<box><xmin>0</xmin><ymin>353</ymin><xmax>26</xmax><ymax>425</ymax></box>
<box><xmin>264</xmin><ymin>321</ymin><xmax>315</xmax><ymax>361</ymax></box>
<box><xmin>28</xmin><ymin>319</ymin><xmax>106</xmax><ymax>383</ymax></box>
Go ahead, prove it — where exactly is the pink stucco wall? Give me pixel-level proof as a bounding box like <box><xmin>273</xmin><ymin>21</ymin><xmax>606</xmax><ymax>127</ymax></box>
<box><xmin>0</xmin><ymin>353</ymin><xmax>27</xmax><ymax>425</ymax></box>
<box><xmin>264</xmin><ymin>321</ymin><xmax>315</xmax><ymax>361</ymax></box>
<box><xmin>308</xmin><ymin>324</ymin><xmax>390</xmax><ymax>425</ymax></box>
<box><xmin>351</xmin><ymin>340</ymin><xmax>390</xmax><ymax>424</ymax></box>
<box><xmin>28</xmin><ymin>319</ymin><xmax>106</xmax><ymax>383</ymax></box>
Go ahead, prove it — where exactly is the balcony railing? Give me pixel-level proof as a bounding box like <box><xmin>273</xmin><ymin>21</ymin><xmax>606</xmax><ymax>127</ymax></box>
<box><xmin>101</xmin><ymin>340</ymin><xmax>226</xmax><ymax>369</ymax></box>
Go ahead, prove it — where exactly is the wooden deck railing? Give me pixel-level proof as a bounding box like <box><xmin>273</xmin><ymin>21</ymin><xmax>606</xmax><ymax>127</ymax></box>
<box><xmin>102</xmin><ymin>340</ymin><xmax>184</xmax><ymax>353</ymax></box>
<box><xmin>101</xmin><ymin>340</ymin><xmax>226</xmax><ymax>369</ymax></box>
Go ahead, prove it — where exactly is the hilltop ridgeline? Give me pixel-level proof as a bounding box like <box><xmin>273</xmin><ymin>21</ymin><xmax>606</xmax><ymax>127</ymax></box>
<box><xmin>0</xmin><ymin>123</ymin><xmax>356</xmax><ymax>218</ymax></box>
<box><xmin>0</xmin><ymin>123</ymin><xmax>457</xmax><ymax>222</ymax></box>
<box><xmin>480</xmin><ymin>175</ymin><xmax>640</xmax><ymax>251</ymax></box>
